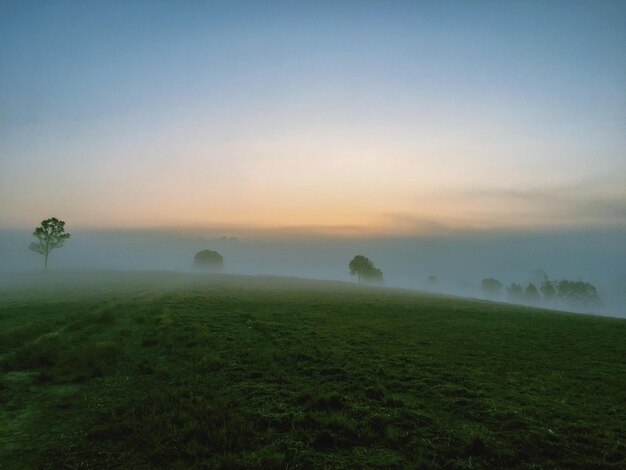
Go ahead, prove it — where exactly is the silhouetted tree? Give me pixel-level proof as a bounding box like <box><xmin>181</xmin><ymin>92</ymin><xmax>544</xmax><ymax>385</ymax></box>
<box><xmin>363</xmin><ymin>266</ymin><xmax>384</xmax><ymax>284</ymax></box>
<box><xmin>525</xmin><ymin>283</ymin><xmax>540</xmax><ymax>303</ymax></box>
<box><xmin>29</xmin><ymin>217</ymin><xmax>71</xmax><ymax>270</ymax></box>
<box><xmin>349</xmin><ymin>255</ymin><xmax>373</xmax><ymax>283</ymax></box>
<box><xmin>481</xmin><ymin>278</ymin><xmax>502</xmax><ymax>298</ymax></box>
<box><xmin>193</xmin><ymin>250</ymin><xmax>224</xmax><ymax>271</ymax></box>
<box><xmin>349</xmin><ymin>255</ymin><xmax>383</xmax><ymax>284</ymax></box>
<box><xmin>506</xmin><ymin>283</ymin><xmax>524</xmax><ymax>302</ymax></box>
<box><xmin>556</xmin><ymin>280</ymin><xmax>601</xmax><ymax>310</ymax></box>
<box><xmin>540</xmin><ymin>280</ymin><xmax>557</xmax><ymax>301</ymax></box>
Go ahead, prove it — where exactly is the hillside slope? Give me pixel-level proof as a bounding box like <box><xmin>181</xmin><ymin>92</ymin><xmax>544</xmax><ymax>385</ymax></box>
<box><xmin>1</xmin><ymin>272</ymin><xmax>625</xmax><ymax>468</ymax></box>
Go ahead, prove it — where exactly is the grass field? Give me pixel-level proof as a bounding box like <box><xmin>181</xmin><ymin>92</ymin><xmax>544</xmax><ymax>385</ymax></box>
<box><xmin>1</xmin><ymin>271</ymin><xmax>624</xmax><ymax>469</ymax></box>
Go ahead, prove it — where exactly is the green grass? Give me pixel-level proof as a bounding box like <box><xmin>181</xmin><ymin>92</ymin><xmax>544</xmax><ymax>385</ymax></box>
<box><xmin>1</xmin><ymin>272</ymin><xmax>624</xmax><ymax>468</ymax></box>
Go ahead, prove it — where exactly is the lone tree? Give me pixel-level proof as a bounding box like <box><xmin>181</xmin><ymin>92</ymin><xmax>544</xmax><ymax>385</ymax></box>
<box><xmin>193</xmin><ymin>250</ymin><xmax>224</xmax><ymax>271</ymax></box>
<box><xmin>349</xmin><ymin>255</ymin><xmax>384</xmax><ymax>284</ymax></box>
<box><xmin>29</xmin><ymin>217</ymin><xmax>71</xmax><ymax>270</ymax></box>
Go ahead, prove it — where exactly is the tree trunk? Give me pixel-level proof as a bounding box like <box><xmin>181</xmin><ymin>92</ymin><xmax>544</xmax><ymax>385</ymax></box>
<box><xmin>44</xmin><ymin>252</ymin><xmax>48</xmax><ymax>271</ymax></box>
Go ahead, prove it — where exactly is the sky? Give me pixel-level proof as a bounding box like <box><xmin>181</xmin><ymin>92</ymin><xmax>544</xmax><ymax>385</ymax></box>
<box><xmin>1</xmin><ymin>1</ymin><xmax>625</xmax><ymax>235</ymax></box>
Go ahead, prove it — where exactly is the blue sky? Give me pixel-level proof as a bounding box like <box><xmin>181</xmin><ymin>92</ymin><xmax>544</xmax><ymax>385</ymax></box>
<box><xmin>1</xmin><ymin>1</ymin><xmax>625</xmax><ymax>232</ymax></box>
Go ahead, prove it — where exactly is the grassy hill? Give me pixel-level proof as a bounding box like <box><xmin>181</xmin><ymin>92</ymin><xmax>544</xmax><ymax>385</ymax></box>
<box><xmin>1</xmin><ymin>272</ymin><xmax>624</xmax><ymax>468</ymax></box>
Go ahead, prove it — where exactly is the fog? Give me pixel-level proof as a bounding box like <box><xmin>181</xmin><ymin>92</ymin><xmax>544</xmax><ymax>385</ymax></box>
<box><xmin>1</xmin><ymin>227</ymin><xmax>624</xmax><ymax>318</ymax></box>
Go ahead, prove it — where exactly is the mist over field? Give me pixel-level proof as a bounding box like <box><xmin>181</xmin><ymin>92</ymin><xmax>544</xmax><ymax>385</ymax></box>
<box><xmin>2</xmin><ymin>2</ymin><xmax>626</xmax><ymax>467</ymax></box>
<box><xmin>2</xmin><ymin>227</ymin><xmax>624</xmax><ymax>317</ymax></box>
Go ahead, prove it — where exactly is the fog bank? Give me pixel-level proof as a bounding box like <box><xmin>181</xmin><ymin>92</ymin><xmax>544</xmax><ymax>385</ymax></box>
<box><xmin>1</xmin><ymin>227</ymin><xmax>624</xmax><ymax>317</ymax></box>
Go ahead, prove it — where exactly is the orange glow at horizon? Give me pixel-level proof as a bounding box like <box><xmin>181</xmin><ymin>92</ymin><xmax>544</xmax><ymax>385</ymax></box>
<box><xmin>2</xmin><ymin>2</ymin><xmax>626</xmax><ymax>236</ymax></box>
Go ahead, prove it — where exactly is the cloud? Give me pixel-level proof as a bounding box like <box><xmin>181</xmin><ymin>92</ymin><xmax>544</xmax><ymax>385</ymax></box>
<box><xmin>451</xmin><ymin>174</ymin><xmax>626</xmax><ymax>228</ymax></box>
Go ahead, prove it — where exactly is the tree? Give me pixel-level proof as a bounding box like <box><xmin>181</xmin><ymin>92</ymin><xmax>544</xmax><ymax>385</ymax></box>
<box><xmin>540</xmin><ymin>280</ymin><xmax>556</xmax><ymax>301</ymax></box>
<box><xmin>363</xmin><ymin>266</ymin><xmax>384</xmax><ymax>284</ymax></box>
<box><xmin>556</xmin><ymin>280</ymin><xmax>602</xmax><ymax>310</ymax></box>
<box><xmin>481</xmin><ymin>278</ymin><xmax>502</xmax><ymax>298</ymax></box>
<box><xmin>349</xmin><ymin>255</ymin><xmax>383</xmax><ymax>284</ymax></box>
<box><xmin>29</xmin><ymin>217</ymin><xmax>71</xmax><ymax>270</ymax></box>
<box><xmin>193</xmin><ymin>250</ymin><xmax>224</xmax><ymax>271</ymax></box>
<box><xmin>349</xmin><ymin>255</ymin><xmax>373</xmax><ymax>283</ymax></box>
<box><xmin>506</xmin><ymin>282</ymin><xmax>524</xmax><ymax>302</ymax></box>
<box><xmin>525</xmin><ymin>283</ymin><xmax>540</xmax><ymax>304</ymax></box>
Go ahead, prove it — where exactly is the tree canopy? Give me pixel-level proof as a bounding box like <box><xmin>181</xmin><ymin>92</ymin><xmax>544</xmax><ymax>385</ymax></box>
<box><xmin>506</xmin><ymin>282</ymin><xmax>524</xmax><ymax>302</ymax></box>
<box><xmin>525</xmin><ymin>283</ymin><xmax>540</xmax><ymax>303</ymax></box>
<box><xmin>349</xmin><ymin>255</ymin><xmax>384</xmax><ymax>284</ymax></box>
<box><xmin>540</xmin><ymin>280</ymin><xmax>557</xmax><ymax>300</ymax></box>
<box><xmin>556</xmin><ymin>280</ymin><xmax>601</xmax><ymax>309</ymax></box>
<box><xmin>481</xmin><ymin>278</ymin><xmax>502</xmax><ymax>297</ymax></box>
<box><xmin>29</xmin><ymin>217</ymin><xmax>71</xmax><ymax>270</ymax></box>
<box><xmin>193</xmin><ymin>250</ymin><xmax>224</xmax><ymax>270</ymax></box>
<box><xmin>500</xmin><ymin>274</ymin><xmax>601</xmax><ymax>312</ymax></box>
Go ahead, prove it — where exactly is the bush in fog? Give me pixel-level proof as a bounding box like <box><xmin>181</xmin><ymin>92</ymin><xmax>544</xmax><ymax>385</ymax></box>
<box><xmin>349</xmin><ymin>255</ymin><xmax>384</xmax><ymax>284</ymax></box>
<box><xmin>193</xmin><ymin>250</ymin><xmax>224</xmax><ymax>271</ymax></box>
<box><xmin>29</xmin><ymin>217</ymin><xmax>71</xmax><ymax>271</ymax></box>
<box><xmin>481</xmin><ymin>278</ymin><xmax>502</xmax><ymax>298</ymax></box>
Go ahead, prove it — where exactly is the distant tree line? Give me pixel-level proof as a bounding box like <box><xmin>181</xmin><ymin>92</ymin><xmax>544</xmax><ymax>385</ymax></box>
<box><xmin>481</xmin><ymin>274</ymin><xmax>602</xmax><ymax>311</ymax></box>
<box><xmin>24</xmin><ymin>217</ymin><xmax>605</xmax><ymax>315</ymax></box>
